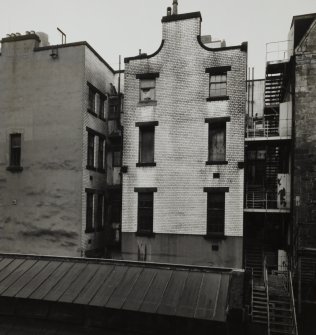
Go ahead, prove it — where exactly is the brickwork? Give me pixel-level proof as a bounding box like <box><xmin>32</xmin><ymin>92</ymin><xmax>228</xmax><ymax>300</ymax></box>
<box><xmin>122</xmin><ymin>13</ymin><xmax>247</xmax><ymax>266</ymax></box>
<box><xmin>294</xmin><ymin>20</ymin><xmax>316</xmax><ymax>246</ymax></box>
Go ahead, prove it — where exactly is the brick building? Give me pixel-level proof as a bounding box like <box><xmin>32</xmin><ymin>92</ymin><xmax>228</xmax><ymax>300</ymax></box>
<box><xmin>0</xmin><ymin>32</ymin><xmax>123</xmax><ymax>257</ymax></box>
<box><xmin>121</xmin><ymin>3</ymin><xmax>247</xmax><ymax>267</ymax></box>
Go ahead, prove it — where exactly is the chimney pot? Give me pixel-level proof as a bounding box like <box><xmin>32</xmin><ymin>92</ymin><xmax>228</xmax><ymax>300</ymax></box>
<box><xmin>167</xmin><ymin>7</ymin><xmax>172</xmax><ymax>16</ymax></box>
<box><xmin>172</xmin><ymin>0</ymin><xmax>178</xmax><ymax>15</ymax></box>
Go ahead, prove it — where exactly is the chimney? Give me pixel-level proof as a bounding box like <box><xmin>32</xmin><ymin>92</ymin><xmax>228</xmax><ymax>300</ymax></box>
<box><xmin>167</xmin><ymin>7</ymin><xmax>172</xmax><ymax>16</ymax></box>
<box><xmin>173</xmin><ymin>0</ymin><xmax>178</xmax><ymax>15</ymax></box>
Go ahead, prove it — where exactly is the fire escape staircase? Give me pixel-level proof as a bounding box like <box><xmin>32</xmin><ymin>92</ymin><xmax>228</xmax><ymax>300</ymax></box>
<box><xmin>249</xmin><ymin>258</ymin><xmax>298</xmax><ymax>335</ymax></box>
<box><xmin>264</xmin><ymin>62</ymin><xmax>288</xmax><ymax>107</ymax></box>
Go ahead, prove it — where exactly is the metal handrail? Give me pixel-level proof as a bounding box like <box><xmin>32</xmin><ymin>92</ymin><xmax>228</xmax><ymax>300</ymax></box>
<box><xmin>289</xmin><ymin>270</ymin><xmax>298</xmax><ymax>335</ymax></box>
<box><xmin>245</xmin><ymin>191</ymin><xmax>290</xmax><ymax>210</ymax></box>
<box><xmin>264</xmin><ymin>257</ymin><xmax>271</xmax><ymax>335</ymax></box>
<box><xmin>251</xmin><ymin>268</ymin><xmax>254</xmax><ymax>320</ymax></box>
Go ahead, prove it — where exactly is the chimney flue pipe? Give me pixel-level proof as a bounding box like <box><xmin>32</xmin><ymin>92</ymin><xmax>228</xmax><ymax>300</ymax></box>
<box><xmin>173</xmin><ymin>0</ymin><xmax>178</xmax><ymax>15</ymax></box>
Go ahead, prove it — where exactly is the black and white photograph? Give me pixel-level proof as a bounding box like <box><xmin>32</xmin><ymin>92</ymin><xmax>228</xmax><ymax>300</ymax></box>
<box><xmin>0</xmin><ymin>0</ymin><xmax>315</xmax><ymax>333</ymax></box>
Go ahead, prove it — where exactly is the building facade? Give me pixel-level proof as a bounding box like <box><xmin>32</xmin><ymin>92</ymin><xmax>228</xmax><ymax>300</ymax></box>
<box><xmin>122</xmin><ymin>6</ymin><xmax>247</xmax><ymax>267</ymax></box>
<box><xmin>0</xmin><ymin>32</ymin><xmax>123</xmax><ymax>257</ymax></box>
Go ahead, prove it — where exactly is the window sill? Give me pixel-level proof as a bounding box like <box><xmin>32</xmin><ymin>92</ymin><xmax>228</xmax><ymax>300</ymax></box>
<box><xmin>206</xmin><ymin>161</ymin><xmax>228</xmax><ymax>165</ymax></box>
<box><xmin>206</xmin><ymin>96</ymin><xmax>229</xmax><ymax>102</ymax></box>
<box><xmin>204</xmin><ymin>234</ymin><xmax>226</xmax><ymax>240</ymax></box>
<box><xmin>138</xmin><ymin>100</ymin><xmax>157</xmax><ymax>106</ymax></box>
<box><xmin>87</xmin><ymin>109</ymin><xmax>98</xmax><ymax>117</ymax></box>
<box><xmin>136</xmin><ymin>231</ymin><xmax>155</xmax><ymax>237</ymax></box>
<box><xmin>6</xmin><ymin>166</ymin><xmax>23</xmax><ymax>173</ymax></box>
<box><xmin>86</xmin><ymin>166</ymin><xmax>96</xmax><ymax>171</ymax></box>
<box><xmin>136</xmin><ymin>162</ymin><xmax>156</xmax><ymax>167</ymax></box>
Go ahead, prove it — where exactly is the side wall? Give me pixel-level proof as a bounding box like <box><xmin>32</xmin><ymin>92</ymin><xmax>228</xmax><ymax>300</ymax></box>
<box><xmin>294</xmin><ymin>21</ymin><xmax>316</xmax><ymax>248</ymax></box>
<box><xmin>0</xmin><ymin>40</ymin><xmax>84</xmax><ymax>256</ymax></box>
<box><xmin>81</xmin><ymin>47</ymin><xmax>119</xmax><ymax>255</ymax></box>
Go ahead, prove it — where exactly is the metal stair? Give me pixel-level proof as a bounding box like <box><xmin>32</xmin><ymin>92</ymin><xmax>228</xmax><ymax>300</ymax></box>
<box><xmin>268</xmin><ymin>272</ymin><xmax>298</xmax><ymax>335</ymax></box>
<box><xmin>252</xmin><ymin>285</ymin><xmax>268</xmax><ymax>324</ymax></box>
<box><xmin>245</xmin><ymin>247</ymin><xmax>263</xmax><ymax>278</ymax></box>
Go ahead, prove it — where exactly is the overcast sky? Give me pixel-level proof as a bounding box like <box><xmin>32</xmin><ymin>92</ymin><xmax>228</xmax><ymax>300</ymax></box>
<box><xmin>1</xmin><ymin>0</ymin><xmax>315</xmax><ymax>78</ymax></box>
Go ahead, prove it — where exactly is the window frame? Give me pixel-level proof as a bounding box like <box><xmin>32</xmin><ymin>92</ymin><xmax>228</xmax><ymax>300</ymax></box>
<box><xmin>112</xmin><ymin>149</ymin><xmax>122</xmax><ymax>168</ymax></box>
<box><xmin>87</xmin><ymin>82</ymin><xmax>107</xmax><ymax>120</ymax></box>
<box><xmin>135</xmin><ymin>121</ymin><xmax>158</xmax><ymax>167</ymax></box>
<box><xmin>98</xmin><ymin>137</ymin><xmax>105</xmax><ymax>172</ymax></box>
<box><xmin>205</xmin><ymin>66</ymin><xmax>231</xmax><ymax>101</ymax></box>
<box><xmin>205</xmin><ymin>117</ymin><xmax>230</xmax><ymax>165</ymax></box>
<box><xmin>139</xmin><ymin>79</ymin><xmax>156</xmax><ymax>102</ymax></box>
<box><xmin>136</xmin><ymin>73</ymin><xmax>159</xmax><ymax>104</ymax></box>
<box><xmin>87</xmin><ymin>132</ymin><xmax>95</xmax><ymax>170</ymax></box>
<box><xmin>85</xmin><ymin>191</ymin><xmax>94</xmax><ymax>233</ymax></box>
<box><xmin>7</xmin><ymin>133</ymin><xmax>23</xmax><ymax>172</ymax></box>
<box><xmin>96</xmin><ymin>194</ymin><xmax>105</xmax><ymax>232</ymax></box>
<box><xmin>204</xmin><ymin>187</ymin><xmax>229</xmax><ymax>238</ymax></box>
<box><xmin>134</xmin><ymin>187</ymin><xmax>157</xmax><ymax>237</ymax></box>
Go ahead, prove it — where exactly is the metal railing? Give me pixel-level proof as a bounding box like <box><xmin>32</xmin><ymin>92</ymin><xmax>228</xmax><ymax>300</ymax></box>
<box><xmin>264</xmin><ymin>257</ymin><xmax>271</xmax><ymax>335</ymax></box>
<box><xmin>289</xmin><ymin>270</ymin><xmax>299</xmax><ymax>335</ymax></box>
<box><xmin>246</xmin><ymin>115</ymin><xmax>291</xmax><ymax>139</ymax></box>
<box><xmin>266</xmin><ymin>40</ymin><xmax>293</xmax><ymax>63</ymax></box>
<box><xmin>245</xmin><ymin>190</ymin><xmax>291</xmax><ymax>210</ymax></box>
<box><xmin>270</xmin><ymin>269</ymin><xmax>298</xmax><ymax>335</ymax></box>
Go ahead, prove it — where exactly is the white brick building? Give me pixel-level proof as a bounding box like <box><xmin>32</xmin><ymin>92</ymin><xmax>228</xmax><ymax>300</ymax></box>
<box><xmin>122</xmin><ymin>7</ymin><xmax>247</xmax><ymax>267</ymax></box>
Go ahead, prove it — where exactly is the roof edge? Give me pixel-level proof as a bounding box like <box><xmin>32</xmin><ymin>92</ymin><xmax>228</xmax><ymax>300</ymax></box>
<box><xmin>0</xmin><ymin>252</ymin><xmax>239</xmax><ymax>273</ymax></box>
<box><xmin>34</xmin><ymin>41</ymin><xmax>116</xmax><ymax>74</ymax></box>
<box><xmin>197</xmin><ymin>36</ymin><xmax>248</xmax><ymax>52</ymax></box>
<box><xmin>161</xmin><ymin>11</ymin><xmax>202</xmax><ymax>23</ymax></box>
<box><xmin>1</xmin><ymin>34</ymin><xmax>40</xmax><ymax>43</ymax></box>
<box><xmin>124</xmin><ymin>40</ymin><xmax>165</xmax><ymax>64</ymax></box>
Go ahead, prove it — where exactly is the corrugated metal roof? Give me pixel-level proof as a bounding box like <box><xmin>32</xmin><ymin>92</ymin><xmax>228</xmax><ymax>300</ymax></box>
<box><xmin>0</xmin><ymin>254</ymin><xmax>235</xmax><ymax>322</ymax></box>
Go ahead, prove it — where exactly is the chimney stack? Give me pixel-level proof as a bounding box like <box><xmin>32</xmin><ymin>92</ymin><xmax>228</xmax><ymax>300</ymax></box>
<box><xmin>173</xmin><ymin>0</ymin><xmax>178</xmax><ymax>15</ymax></box>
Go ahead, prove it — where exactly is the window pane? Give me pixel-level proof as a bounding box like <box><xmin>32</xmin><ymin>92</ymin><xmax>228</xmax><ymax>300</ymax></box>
<box><xmin>140</xmin><ymin>127</ymin><xmax>154</xmax><ymax>163</ymax></box>
<box><xmin>140</xmin><ymin>88</ymin><xmax>155</xmax><ymax>101</ymax></box>
<box><xmin>113</xmin><ymin>151</ymin><xmax>121</xmax><ymax>167</ymax></box>
<box><xmin>97</xmin><ymin>194</ymin><xmax>104</xmax><ymax>230</ymax></box>
<box><xmin>209</xmin><ymin>124</ymin><xmax>226</xmax><ymax>161</ymax></box>
<box><xmin>98</xmin><ymin>138</ymin><xmax>104</xmax><ymax>170</ymax></box>
<box><xmin>209</xmin><ymin>74</ymin><xmax>227</xmax><ymax>97</ymax></box>
<box><xmin>87</xmin><ymin>133</ymin><xmax>95</xmax><ymax>167</ymax></box>
<box><xmin>99</xmin><ymin>97</ymin><xmax>105</xmax><ymax>118</ymax></box>
<box><xmin>86</xmin><ymin>193</ymin><xmax>94</xmax><ymax>232</ymax></box>
<box><xmin>10</xmin><ymin>134</ymin><xmax>21</xmax><ymax>166</ymax></box>
<box><xmin>88</xmin><ymin>88</ymin><xmax>95</xmax><ymax>111</ymax></box>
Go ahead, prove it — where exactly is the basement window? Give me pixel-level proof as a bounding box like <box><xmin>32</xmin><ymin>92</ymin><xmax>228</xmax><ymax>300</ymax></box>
<box><xmin>138</xmin><ymin>192</ymin><xmax>154</xmax><ymax>235</ymax></box>
<box><xmin>207</xmin><ymin>192</ymin><xmax>225</xmax><ymax>236</ymax></box>
<box><xmin>204</xmin><ymin>187</ymin><xmax>228</xmax><ymax>238</ymax></box>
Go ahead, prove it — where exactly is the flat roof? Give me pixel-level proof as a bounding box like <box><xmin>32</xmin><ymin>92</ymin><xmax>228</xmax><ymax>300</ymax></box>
<box><xmin>0</xmin><ymin>253</ymin><xmax>236</xmax><ymax>323</ymax></box>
